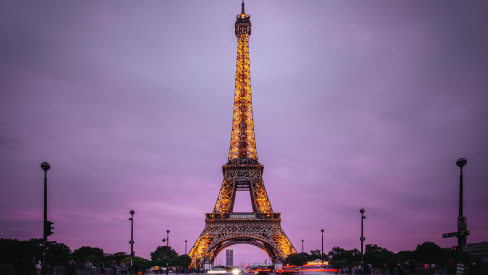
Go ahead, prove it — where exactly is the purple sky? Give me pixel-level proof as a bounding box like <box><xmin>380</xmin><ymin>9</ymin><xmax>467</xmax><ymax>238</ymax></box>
<box><xmin>1</xmin><ymin>0</ymin><xmax>488</xmax><ymax>265</ymax></box>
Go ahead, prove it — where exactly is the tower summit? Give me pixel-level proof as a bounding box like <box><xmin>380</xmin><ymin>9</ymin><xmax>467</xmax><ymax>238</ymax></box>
<box><xmin>189</xmin><ymin>3</ymin><xmax>296</xmax><ymax>269</ymax></box>
<box><xmin>229</xmin><ymin>0</ymin><xmax>256</xmax><ymax>163</ymax></box>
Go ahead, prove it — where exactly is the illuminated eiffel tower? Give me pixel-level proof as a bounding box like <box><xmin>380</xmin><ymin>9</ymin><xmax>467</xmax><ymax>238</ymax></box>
<box><xmin>189</xmin><ymin>2</ymin><xmax>296</xmax><ymax>269</ymax></box>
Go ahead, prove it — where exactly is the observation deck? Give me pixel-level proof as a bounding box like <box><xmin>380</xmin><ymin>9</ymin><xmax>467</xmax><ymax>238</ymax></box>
<box><xmin>206</xmin><ymin>212</ymin><xmax>281</xmax><ymax>222</ymax></box>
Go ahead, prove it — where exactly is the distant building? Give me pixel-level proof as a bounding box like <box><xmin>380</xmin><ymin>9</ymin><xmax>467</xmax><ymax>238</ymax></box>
<box><xmin>226</xmin><ymin>249</ymin><xmax>233</xmax><ymax>267</ymax></box>
<box><xmin>465</xmin><ymin>242</ymin><xmax>488</xmax><ymax>263</ymax></box>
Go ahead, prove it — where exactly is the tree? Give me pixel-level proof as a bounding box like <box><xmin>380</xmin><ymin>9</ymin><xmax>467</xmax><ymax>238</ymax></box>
<box><xmin>72</xmin><ymin>246</ymin><xmax>105</xmax><ymax>267</ymax></box>
<box><xmin>387</xmin><ymin>249</ymin><xmax>415</xmax><ymax>269</ymax></box>
<box><xmin>0</xmin><ymin>238</ymin><xmax>42</xmax><ymax>274</ymax></box>
<box><xmin>105</xmin><ymin>252</ymin><xmax>128</xmax><ymax>266</ymax></box>
<box><xmin>120</xmin><ymin>256</ymin><xmax>151</xmax><ymax>270</ymax></box>
<box><xmin>328</xmin><ymin>247</ymin><xmax>360</xmax><ymax>268</ymax></box>
<box><xmin>175</xmin><ymin>255</ymin><xmax>191</xmax><ymax>268</ymax></box>
<box><xmin>414</xmin><ymin>242</ymin><xmax>447</xmax><ymax>265</ymax></box>
<box><xmin>285</xmin><ymin>253</ymin><xmax>310</xmax><ymax>266</ymax></box>
<box><xmin>364</xmin><ymin>244</ymin><xmax>394</xmax><ymax>268</ymax></box>
<box><xmin>46</xmin><ymin>241</ymin><xmax>71</xmax><ymax>267</ymax></box>
<box><xmin>150</xmin><ymin>246</ymin><xmax>178</xmax><ymax>266</ymax></box>
<box><xmin>0</xmin><ymin>238</ymin><xmax>71</xmax><ymax>273</ymax></box>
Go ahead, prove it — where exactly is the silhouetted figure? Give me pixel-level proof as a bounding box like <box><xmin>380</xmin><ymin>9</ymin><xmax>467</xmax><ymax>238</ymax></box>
<box><xmin>394</xmin><ymin>264</ymin><xmax>404</xmax><ymax>275</ymax></box>
<box><xmin>364</xmin><ymin>264</ymin><xmax>370</xmax><ymax>275</ymax></box>
<box><xmin>85</xmin><ymin>260</ymin><xmax>94</xmax><ymax>275</ymax></box>
<box><xmin>35</xmin><ymin>260</ymin><xmax>41</xmax><ymax>275</ymax></box>
<box><xmin>111</xmin><ymin>261</ymin><xmax>118</xmax><ymax>275</ymax></box>
<box><xmin>68</xmin><ymin>259</ymin><xmax>76</xmax><ymax>275</ymax></box>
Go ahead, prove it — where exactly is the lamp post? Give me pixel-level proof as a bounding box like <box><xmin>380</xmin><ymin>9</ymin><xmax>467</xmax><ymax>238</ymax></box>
<box><xmin>321</xmin><ymin>229</ymin><xmax>324</xmax><ymax>261</ymax></box>
<box><xmin>41</xmin><ymin>162</ymin><xmax>50</xmax><ymax>275</ymax></box>
<box><xmin>185</xmin><ymin>240</ymin><xmax>188</xmax><ymax>255</ymax></box>
<box><xmin>129</xmin><ymin>210</ymin><xmax>135</xmax><ymax>273</ymax></box>
<box><xmin>162</xmin><ymin>230</ymin><xmax>170</xmax><ymax>275</ymax></box>
<box><xmin>360</xmin><ymin>208</ymin><xmax>366</xmax><ymax>273</ymax></box>
<box><xmin>301</xmin><ymin>239</ymin><xmax>304</xmax><ymax>254</ymax></box>
<box><xmin>161</xmin><ymin>238</ymin><xmax>166</xmax><ymax>274</ymax></box>
<box><xmin>456</xmin><ymin>158</ymin><xmax>467</xmax><ymax>254</ymax></box>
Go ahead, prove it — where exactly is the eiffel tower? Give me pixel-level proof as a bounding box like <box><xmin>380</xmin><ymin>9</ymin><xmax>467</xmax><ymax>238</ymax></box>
<box><xmin>189</xmin><ymin>2</ymin><xmax>296</xmax><ymax>269</ymax></box>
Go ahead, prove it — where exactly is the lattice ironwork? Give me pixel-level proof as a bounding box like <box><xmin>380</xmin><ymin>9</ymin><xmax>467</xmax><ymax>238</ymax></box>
<box><xmin>273</xmin><ymin>234</ymin><xmax>296</xmax><ymax>259</ymax></box>
<box><xmin>188</xmin><ymin>236</ymin><xmax>213</xmax><ymax>263</ymax></box>
<box><xmin>229</xmin><ymin>2</ymin><xmax>256</xmax><ymax>162</ymax></box>
<box><xmin>213</xmin><ymin>179</ymin><xmax>233</xmax><ymax>214</ymax></box>
<box><xmin>190</xmin><ymin>217</ymin><xmax>296</xmax><ymax>268</ymax></box>
<box><xmin>189</xmin><ymin>3</ymin><xmax>295</xmax><ymax>269</ymax></box>
<box><xmin>252</xmin><ymin>179</ymin><xmax>273</xmax><ymax>213</ymax></box>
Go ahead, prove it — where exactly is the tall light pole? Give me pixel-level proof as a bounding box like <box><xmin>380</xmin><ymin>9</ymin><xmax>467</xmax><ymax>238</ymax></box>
<box><xmin>301</xmin><ymin>239</ymin><xmax>304</xmax><ymax>254</ymax></box>
<box><xmin>320</xmin><ymin>229</ymin><xmax>324</xmax><ymax>261</ymax></box>
<box><xmin>162</xmin><ymin>238</ymin><xmax>166</xmax><ymax>274</ymax></box>
<box><xmin>129</xmin><ymin>210</ymin><xmax>135</xmax><ymax>273</ymax></box>
<box><xmin>360</xmin><ymin>208</ymin><xmax>366</xmax><ymax>272</ymax></box>
<box><xmin>40</xmin><ymin>162</ymin><xmax>51</xmax><ymax>275</ymax></box>
<box><xmin>185</xmin><ymin>240</ymin><xmax>188</xmax><ymax>255</ymax></box>
<box><xmin>163</xmin><ymin>230</ymin><xmax>170</xmax><ymax>275</ymax></box>
<box><xmin>456</xmin><ymin>158</ymin><xmax>468</xmax><ymax>253</ymax></box>
<box><xmin>441</xmin><ymin>158</ymin><xmax>470</xmax><ymax>273</ymax></box>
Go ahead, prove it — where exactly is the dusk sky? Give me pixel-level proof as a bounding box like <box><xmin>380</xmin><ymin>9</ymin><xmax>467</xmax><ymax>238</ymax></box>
<box><xmin>1</xmin><ymin>0</ymin><xmax>488</xmax><ymax>265</ymax></box>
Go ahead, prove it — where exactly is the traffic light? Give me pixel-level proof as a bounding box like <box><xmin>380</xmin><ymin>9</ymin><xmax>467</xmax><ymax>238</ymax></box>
<box><xmin>452</xmin><ymin>246</ymin><xmax>457</xmax><ymax>251</ymax></box>
<box><xmin>45</xmin><ymin>241</ymin><xmax>56</xmax><ymax>252</ymax></box>
<box><xmin>45</xmin><ymin>220</ymin><xmax>54</xmax><ymax>236</ymax></box>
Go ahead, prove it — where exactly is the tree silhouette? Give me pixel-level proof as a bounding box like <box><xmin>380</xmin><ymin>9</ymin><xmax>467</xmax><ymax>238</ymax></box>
<box><xmin>72</xmin><ymin>246</ymin><xmax>105</xmax><ymax>266</ymax></box>
<box><xmin>364</xmin><ymin>244</ymin><xmax>394</xmax><ymax>268</ymax></box>
<box><xmin>150</xmin><ymin>246</ymin><xmax>178</xmax><ymax>266</ymax></box>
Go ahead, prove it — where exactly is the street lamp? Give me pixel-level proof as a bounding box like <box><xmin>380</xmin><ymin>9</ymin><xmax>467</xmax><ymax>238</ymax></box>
<box><xmin>185</xmin><ymin>240</ymin><xmax>188</xmax><ymax>255</ymax></box>
<box><xmin>129</xmin><ymin>210</ymin><xmax>135</xmax><ymax>273</ymax></box>
<box><xmin>456</xmin><ymin>158</ymin><xmax>468</xmax><ymax>253</ymax></box>
<box><xmin>162</xmin><ymin>230</ymin><xmax>170</xmax><ymax>275</ymax></box>
<box><xmin>301</xmin><ymin>239</ymin><xmax>304</xmax><ymax>254</ymax></box>
<box><xmin>360</xmin><ymin>208</ymin><xmax>366</xmax><ymax>273</ymax></box>
<box><xmin>320</xmin><ymin>229</ymin><xmax>324</xmax><ymax>260</ymax></box>
<box><xmin>41</xmin><ymin>161</ymin><xmax>50</xmax><ymax>275</ymax></box>
<box><xmin>161</xmin><ymin>238</ymin><xmax>166</xmax><ymax>274</ymax></box>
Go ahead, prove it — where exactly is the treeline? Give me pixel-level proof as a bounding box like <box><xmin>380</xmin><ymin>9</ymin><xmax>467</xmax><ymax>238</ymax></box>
<box><xmin>286</xmin><ymin>242</ymin><xmax>477</xmax><ymax>271</ymax></box>
<box><xmin>0</xmin><ymin>238</ymin><xmax>190</xmax><ymax>273</ymax></box>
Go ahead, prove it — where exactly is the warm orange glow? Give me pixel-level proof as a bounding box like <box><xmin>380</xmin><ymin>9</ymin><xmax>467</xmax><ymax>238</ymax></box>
<box><xmin>188</xmin><ymin>5</ymin><xmax>297</xmax><ymax>270</ymax></box>
<box><xmin>304</xmin><ymin>261</ymin><xmax>329</xmax><ymax>266</ymax></box>
<box><xmin>300</xmin><ymin>268</ymin><xmax>338</xmax><ymax>273</ymax></box>
<box><xmin>276</xmin><ymin>265</ymin><xmax>299</xmax><ymax>274</ymax></box>
<box><xmin>238</xmin><ymin>12</ymin><xmax>250</xmax><ymax>19</ymax></box>
<box><xmin>213</xmin><ymin>179</ymin><xmax>233</xmax><ymax>214</ymax></box>
<box><xmin>254</xmin><ymin>268</ymin><xmax>272</xmax><ymax>274</ymax></box>
<box><xmin>253</xmin><ymin>180</ymin><xmax>273</xmax><ymax>213</ymax></box>
<box><xmin>189</xmin><ymin>235</ymin><xmax>213</xmax><ymax>268</ymax></box>
<box><xmin>229</xmin><ymin>32</ymin><xmax>257</xmax><ymax>161</ymax></box>
<box><xmin>273</xmin><ymin>235</ymin><xmax>296</xmax><ymax>258</ymax></box>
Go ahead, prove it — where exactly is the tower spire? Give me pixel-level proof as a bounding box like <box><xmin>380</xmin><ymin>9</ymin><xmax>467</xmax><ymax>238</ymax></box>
<box><xmin>229</xmin><ymin>1</ymin><xmax>255</xmax><ymax>163</ymax></box>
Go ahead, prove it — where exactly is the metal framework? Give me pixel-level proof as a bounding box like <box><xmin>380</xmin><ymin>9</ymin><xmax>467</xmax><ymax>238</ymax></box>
<box><xmin>189</xmin><ymin>3</ymin><xmax>296</xmax><ymax>269</ymax></box>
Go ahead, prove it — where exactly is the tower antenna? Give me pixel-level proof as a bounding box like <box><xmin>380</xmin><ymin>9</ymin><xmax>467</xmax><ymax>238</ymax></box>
<box><xmin>241</xmin><ymin>0</ymin><xmax>245</xmax><ymax>14</ymax></box>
